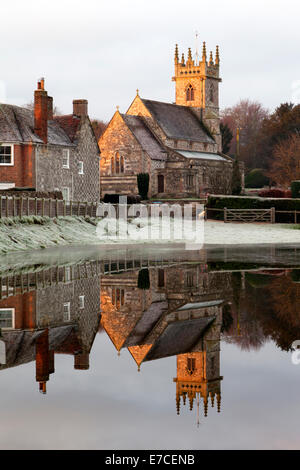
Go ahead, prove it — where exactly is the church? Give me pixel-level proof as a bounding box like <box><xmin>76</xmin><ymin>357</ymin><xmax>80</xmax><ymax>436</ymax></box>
<box><xmin>99</xmin><ymin>42</ymin><xmax>234</xmax><ymax>199</ymax></box>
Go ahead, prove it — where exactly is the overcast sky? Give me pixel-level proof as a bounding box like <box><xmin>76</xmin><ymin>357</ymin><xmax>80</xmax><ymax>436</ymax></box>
<box><xmin>1</xmin><ymin>0</ymin><xmax>299</xmax><ymax>121</ymax></box>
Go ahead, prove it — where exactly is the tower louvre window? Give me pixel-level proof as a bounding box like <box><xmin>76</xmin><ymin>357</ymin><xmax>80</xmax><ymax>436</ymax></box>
<box><xmin>186</xmin><ymin>85</ymin><xmax>194</xmax><ymax>101</ymax></box>
<box><xmin>187</xmin><ymin>357</ymin><xmax>196</xmax><ymax>374</ymax></box>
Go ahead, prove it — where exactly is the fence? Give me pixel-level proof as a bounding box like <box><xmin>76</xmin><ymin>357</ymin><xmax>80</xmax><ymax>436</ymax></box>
<box><xmin>224</xmin><ymin>207</ymin><xmax>275</xmax><ymax>224</ymax></box>
<box><xmin>206</xmin><ymin>206</ymin><xmax>300</xmax><ymax>224</ymax></box>
<box><xmin>0</xmin><ymin>195</ymin><xmax>97</xmax><ymax>218</ymax></box>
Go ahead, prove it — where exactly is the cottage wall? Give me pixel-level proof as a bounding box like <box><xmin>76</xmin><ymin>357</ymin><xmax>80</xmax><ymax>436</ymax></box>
<box><xmin>0</xmin><ymin>143</ymin><xmax>35</xmax><ymax>188</ymax></box>
<box><xmin>36</xmin><ymin>118</ymin><xmax>100</xmax><ymax>202</ymax></box>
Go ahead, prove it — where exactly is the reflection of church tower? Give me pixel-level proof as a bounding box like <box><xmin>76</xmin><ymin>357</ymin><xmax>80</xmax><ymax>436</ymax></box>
<box><xmin>173</xmin><ymin>347</ymin><xmax>222</xmax><ymax>421</ymax></box>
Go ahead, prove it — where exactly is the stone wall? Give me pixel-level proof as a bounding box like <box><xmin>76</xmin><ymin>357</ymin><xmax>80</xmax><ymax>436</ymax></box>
<box><xmin>99</xmin><ymin>112</ymin><xmax>152</xmax><ymax>198</ymax></box>
<box><xmin>36</xmin><ymin>117</ymin><xmax>100</xmax><ymax>202</ymax></box>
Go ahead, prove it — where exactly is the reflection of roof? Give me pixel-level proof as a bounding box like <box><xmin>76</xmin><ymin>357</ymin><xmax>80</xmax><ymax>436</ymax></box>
<box><xmin>177</xmin><ymin>300</ymin><xmax>224</xmax><ymax>311</ymax></box>
<box><xmin>0</xmin><ymin>104</ymin><xmax>73</xmax><ymax>146</ymax></box>
<box><xmin>144</xmin><ymin>317</ymin><xmax>215</xmax><ymax>361</ymax></box>
<box><xmin>176</xmin><ymin>150</ymin><xmax>228</xmax><ymax>161</ymax></box>
<box><xmin>141</xmin><ymin>99</ymin><xmax>215</xmax><ymax>143</ymax></box>
<box><xmin>122</xmin><ymin>114</ymin><xmax>167</xmax><ymax>161</ymax></box>
<box><xmin>0</xmin><ymin>326</ymin><xmax>76</xmax><ymax>370</ymax></box>
<box><xmin>124</xmin><ymin>301</ymin><xmax>168</xmax><ymax>347</ymax></box>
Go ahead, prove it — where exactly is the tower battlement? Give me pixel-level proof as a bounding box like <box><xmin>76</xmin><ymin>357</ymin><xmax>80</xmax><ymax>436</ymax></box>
<box><xmin>172</xmin><ymin>43</ymin><xmax>221</xmax><ymax>112</ymax></box>
<box><xmin>173</xmin><ymin>43</ymin><xmax>220</xmax><ymax>81</ymax></box>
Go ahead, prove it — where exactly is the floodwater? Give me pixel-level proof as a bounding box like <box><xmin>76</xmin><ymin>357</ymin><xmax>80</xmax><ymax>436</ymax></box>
<box><xmin>0</xmin><ymin>244</ymin><xmax>300</xmax><ymax>450</ymax></box>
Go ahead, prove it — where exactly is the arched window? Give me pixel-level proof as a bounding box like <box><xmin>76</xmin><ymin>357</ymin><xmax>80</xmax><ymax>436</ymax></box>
<box><xmin>186</xmin><ymin>85</ymin><xmax>194</xmax><ymax>101</ymax></box>
<box><xmin>111</xmin><ymin>152</ymin><xmax>125</xmax><ymax>174</ymax></box>
<box><xmin>115</xmin><ymin>152</ymin><xmax>120</xmax><ymax>174</ymax></box>
<box><xmin>111</xmin><ymin>156</ymin><xmax>115</xmax><ymax>174</ymax></box>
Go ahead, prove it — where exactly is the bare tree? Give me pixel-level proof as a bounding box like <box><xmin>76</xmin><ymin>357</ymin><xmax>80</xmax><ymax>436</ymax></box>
<box><xmin>268</xmin><ymin>134</ymin><xmax>300</xmax><ymax>187</ymax></box>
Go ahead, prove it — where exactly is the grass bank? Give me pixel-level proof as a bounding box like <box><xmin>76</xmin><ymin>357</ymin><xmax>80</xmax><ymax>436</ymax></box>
<box><xmin>0</xmin><ymin>216</ymin><xmax>99</xmax><ymax>253</ymax></box>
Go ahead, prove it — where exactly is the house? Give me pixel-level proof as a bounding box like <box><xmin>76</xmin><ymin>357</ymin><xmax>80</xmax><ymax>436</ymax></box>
<box><xmin>0</xmin><ymin>79</ymin><xmax>100</xmax><ymax>202</ymax></box>
<box><xmin>99</xmin><ymin>43</ymin><xmax>235</xmax><ymax>200</ymax></box>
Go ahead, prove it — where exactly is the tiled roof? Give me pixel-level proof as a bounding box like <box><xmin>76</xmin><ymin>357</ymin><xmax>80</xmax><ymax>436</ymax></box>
<box><xmin>176</xmin><ymin>150</ymin><xmax>228</xmax><ymax>161</ymax></box>
<box><xmin>141</xmin><ymin>99</ymin><xmax>215</xmax><ymax>144</ymax></box>
<box><xmin>53</xmin><ymin>114</ymin><xmax>81</xmax><ymax>142</ymax></box>
<box><xmin>122</xmin><ymin>114</ymin><xmax>167</xmax><ymax>160</ymax></box>
<box><xmin>0</xmin><ymin>103</ymin><xmax>73</xmax><ymax>146</ymax></box>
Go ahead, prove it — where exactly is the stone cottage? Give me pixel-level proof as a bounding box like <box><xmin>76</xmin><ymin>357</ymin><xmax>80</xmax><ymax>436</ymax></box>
<box><xmin>99</xmin><ymin>43</ymin><xmax>234</xmax><ymax>199</ymax></box>
<box><xmin>0</xmin><ymin>79</ymin><xmax>100</xmax><ymax>202</ymax></box>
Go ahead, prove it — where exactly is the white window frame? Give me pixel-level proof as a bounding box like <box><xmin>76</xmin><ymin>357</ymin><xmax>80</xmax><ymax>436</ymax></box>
<box><xmin>0</xmin><ymin>144</ymin><xmax>14</xmax><ymax>166</ymax></box>
<box><xmin>79</xmin><ymin>295</ymin><xmax>85</xmax><ymax>309</ymax></box>
<box><xmin>62</xmin><ymin>149</ymin><xmax>70</xmax><ymax>169</ymax></box>
<box><xmin>65</xmin><ymin>266</ymin><xmax>71</xmax><ymax>283</ymax></box>
<box><xmin>0</xmin><ymin>308</ymin><xmax>15</xmax><ymax>330</ymax></box>
<box><xmin>78</xmin><ymin>161</ymin><xmax>84</xmax><ymax>175</ymax></box>
<box><xmin>63</xmin><ymin>302</ymin><xmax>71</xmax><ymax>322</ymax></box>
<box><xmin>62</xmin><ymin>187</ymin><xmax>70</xmax><ymax>202</ymax></box>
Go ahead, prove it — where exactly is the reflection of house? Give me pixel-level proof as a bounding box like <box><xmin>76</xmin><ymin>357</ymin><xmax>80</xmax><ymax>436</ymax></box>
<box><xmin>99</xmin><ymin>44</ymin><xmax>234</xmax><ymax>199</ymax></box>
<box><xmin>0</xmin><ymin>264</ymin><xmax>101</xmax><ymax>393</ymax></box>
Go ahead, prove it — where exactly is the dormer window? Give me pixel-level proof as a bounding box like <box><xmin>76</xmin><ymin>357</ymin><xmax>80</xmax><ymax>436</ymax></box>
<box><xmin>186</xmin><ymin>85</ymin><xmax>194</xmax><ymax>101</ymax></box>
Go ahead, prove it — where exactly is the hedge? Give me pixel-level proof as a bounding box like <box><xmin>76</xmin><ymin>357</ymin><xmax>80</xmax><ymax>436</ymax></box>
<box><xmin>207</xmin><ymin>195</ymin><xmax>300</xmax><ymax>211</ymax></box>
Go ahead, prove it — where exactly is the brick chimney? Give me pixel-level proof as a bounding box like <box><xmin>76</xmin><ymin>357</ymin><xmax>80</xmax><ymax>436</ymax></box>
<box><xmin>47</xmin><ymin>96</ymin><xmax>53</xmax><ymax>120</ymax></box>
<box><xmin>73</xmin><ymin>99</ymin><xmax>88</xmax><ymax>117</ymax></box>
<box><xmin>35</xmin><ymin>329</ymin><xmax>50</xmax><ymax>393</ymax></box>
<box><xmin>34</xmin><ymin>78</ymin><xmax>48</xmax><ymax>143</ymax></box>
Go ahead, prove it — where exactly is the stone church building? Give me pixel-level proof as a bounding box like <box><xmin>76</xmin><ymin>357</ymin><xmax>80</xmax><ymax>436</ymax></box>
<box><xmin>99</xmin><ymin>42</ymin><xmax>234</xmax><ymax>199</ymax></box>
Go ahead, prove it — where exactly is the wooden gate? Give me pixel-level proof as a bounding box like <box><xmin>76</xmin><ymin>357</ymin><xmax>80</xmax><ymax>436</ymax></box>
<box><xmin>224</xmin><ymin>207</ymin><xmax>275</xmax><ymax>223</ymax></box>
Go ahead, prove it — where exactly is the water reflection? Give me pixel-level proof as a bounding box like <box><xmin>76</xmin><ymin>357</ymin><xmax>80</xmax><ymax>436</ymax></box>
<box><xmin>0</xmin><ymin>251</ymin><xmax>300</xmax><ymax>427</ymax></box>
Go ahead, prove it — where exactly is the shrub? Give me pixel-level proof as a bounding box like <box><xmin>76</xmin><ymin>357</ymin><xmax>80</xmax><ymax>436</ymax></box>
<box><xmin>291</xmin><ymin>181</ymin><xmax>300</xmax><ymax>198</ymax></box>
<box><xmin>245</xmin><ymin>169</ymin><xmax>269</xmax><ymax>188</ymax></box>
<box><xmin>137</xmin><ymin>173</ymin><xmax>149</xmax><ymax>200</ymax></box>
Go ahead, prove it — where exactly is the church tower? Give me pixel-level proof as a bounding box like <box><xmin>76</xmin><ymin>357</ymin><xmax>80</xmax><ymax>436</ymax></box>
<box><xmin>172</xmin><ymin>42</ymin><xmax>222</xmax><ymax>151</ymax></box>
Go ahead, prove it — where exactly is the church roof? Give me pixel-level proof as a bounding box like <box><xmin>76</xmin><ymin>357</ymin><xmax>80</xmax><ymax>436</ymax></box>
<box><xmin>0</xmin><ymin>103</ymin><xmax>73</xmax><ymax>146</ymax></box>
<box><xmin>141</xmin><ymin>99</ymin><xmax>215</xmax><ymax>144</ymax></box>
<box><xmin>122</xmin><ymin>114</ymin><xmax>167</xmax><ymax>161</ymax></box>
<box><xmin>175</xmin><ymin>150</ymin><xmax>228</xmax><ymax>162</ymax></box>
